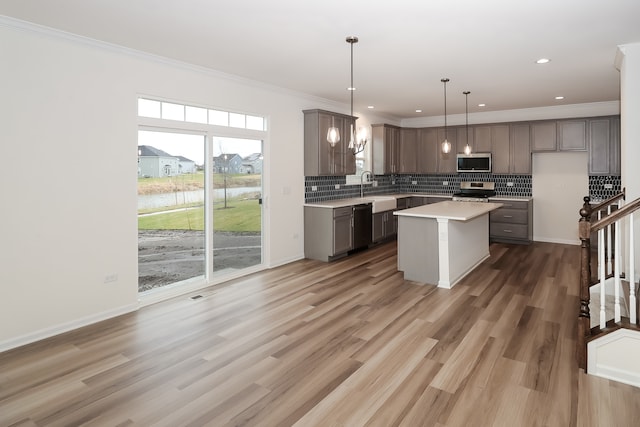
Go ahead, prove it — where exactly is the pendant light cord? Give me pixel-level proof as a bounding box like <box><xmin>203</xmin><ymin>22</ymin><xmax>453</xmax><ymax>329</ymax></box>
<box><xmin>464</xmin><ymin>90</ymin><xmax>470</xmax><ymax>145</ymax></box>
<box><xmin>441</xmin><ymin>78</ymin><xmax>449</xmax><ymax>137</ymax></box>
<box><xmin>350</xmin><ymin>39</ymin><xmax>354</xmax><ymax>118</ymax></box>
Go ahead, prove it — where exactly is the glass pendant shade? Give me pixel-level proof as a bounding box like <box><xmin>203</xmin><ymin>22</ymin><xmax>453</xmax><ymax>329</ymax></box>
<box><xmin>327</xmin><ymin>126</ymin><xmax>340</xmax><ymax>147</ymax></box>
<box><xmin>464</xmin><ymin>144</ymin><xmax>471</xmax><ymax>155</ymax></box>
<box><xmin>441</xmin><ymin>139</ymin><xmax>452</xmax><ymax>154</ymax></box>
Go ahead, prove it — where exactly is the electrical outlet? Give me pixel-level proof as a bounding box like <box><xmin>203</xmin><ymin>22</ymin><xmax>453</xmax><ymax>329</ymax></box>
<box><xmin>311</xmin><ymin>185</ymin><xmax>317</xmax><ymax>191</ymax></box>
<box><xmin>372</xmin><ymin>180</ymin><xmax>378</xmax><ymax>187</ymax></box>
<box><xmin>104</xmin><ymin>274</ymin><xmax>118</xmax><ymax>283</ymax></box>
<box><xmin>604</xmin><ymin>183</ymin><xmax>613</xmax><ymax>189</ymax></box>
<box><xmin>507</xmin><ymin>182</ymin><xmax>514</xmax><ymax>187</ymax></box>
<box><xmin>411</xmin><ymin>180</ymin><xmax>417</xmax><ymax>185</ymax></box>
<box><xmin>443</xmin><ymin>181</ymin><xmax>449</xmax><ymax>186</ymax></box>
<box><xmin>335</xmin><ymin>184</ymin><xmax>340</xmax><ymax>190</ymax></box>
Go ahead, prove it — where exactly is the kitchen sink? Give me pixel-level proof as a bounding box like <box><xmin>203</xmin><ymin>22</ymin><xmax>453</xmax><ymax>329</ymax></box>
<box><xmin>366</xmin><ymin>196</ymin><xmax>397</xmax><ymax>213</ymax></box>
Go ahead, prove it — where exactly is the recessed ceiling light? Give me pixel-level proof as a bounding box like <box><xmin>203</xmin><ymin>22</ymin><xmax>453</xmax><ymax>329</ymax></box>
<box><xmin>536</xmin><ymin>58</ymin><xmax>551</xmax><ymax>64</ymax></box>
<box><xmin>478</xmin><ymin>103</ymin><xmax>486</xmax><ymax>107</ymax></box>
<box><xmin>555</xmin><ymin>96</ymin><xmax>564</xmax><ymax>100</ymax></box>
<box><xmin>367</xmin><ymin>105</ymin><xmax>374</xmax><ymax>109</ymax></box>
<box><xmin>415</xmin><ymin>109</ymin><xmax>422</xmax><ymax>113</ymax></box>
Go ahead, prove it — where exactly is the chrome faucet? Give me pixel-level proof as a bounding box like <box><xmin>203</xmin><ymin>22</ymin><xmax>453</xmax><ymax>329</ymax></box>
<box><xmin>361</xmin><ymin>170</ymin><xmax>372</xmax><ymax>198</ymax></box>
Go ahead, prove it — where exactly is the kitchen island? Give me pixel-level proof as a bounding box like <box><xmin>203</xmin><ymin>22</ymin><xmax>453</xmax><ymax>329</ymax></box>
<box><xmin>394</xmin><ymin>201</ymin><xmax>502</xmax><ymax>288</ymax></box>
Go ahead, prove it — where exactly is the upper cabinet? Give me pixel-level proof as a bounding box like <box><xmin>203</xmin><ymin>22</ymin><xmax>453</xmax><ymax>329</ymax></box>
<box><xmin>303</xmin><ymin>109</ymin><xmax>356</xmax><ymax>176</ymax></box>
<box><xmin>372</xmin><ymin>124</ymin><xmax>401</xmax><ymax>174</ymax></box>
<box><xmin>509</xmin><ymin>123</ymin><xmax>532</xmax><ymax>174</ymax></box>
<box><xmin>490</xmin><ymin>125</ymin><xmax>512</xmax><ymax>174</ymax></box>
<box><xmin>473</xmin><ymin>126</ymin><xmax>493</xmax><ymax>153</ymax></box>
<box><xmin>588</xmin><ymin>116</ymin><xmax>620</xmax><ymax>175</ymax></box>
<box><xmin>417</xmin><ymin>127</ymin><xmax>439</xmax><ymax>174</ymax></box>
<box><xmin>532</xmin><ymin>119</ymin><xmax>587</xmax><ymax>152</ymax></box>
<box><xmin>399</xmin><ymin>128</ymin><xmax>418</xmax><ymax>173</ymax></box>
<box><xmin>558</xmin><ymin>119</ymin><xmax>587</xmax><ymax>151</ymax></box>
<box><xmin>531</xmin><ymin>121</ymin><xmax>557</xmax><ymax>152</ymax></box>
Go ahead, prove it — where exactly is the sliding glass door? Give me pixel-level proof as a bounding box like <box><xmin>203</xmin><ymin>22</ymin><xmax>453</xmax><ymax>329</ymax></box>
<box><xmin>137</xmin><ymin>130</ymin><xmax>206</xmax><ymax>292</ymax></box>
<box><xmin>211</xmin><ymin>136</ymin><xmax>263</xmax><ymax>275</ymax></box>
<box><xmin>137</xmin><ymin>130</ymin><xmax>263</xmax><ymax>293</ymax></box>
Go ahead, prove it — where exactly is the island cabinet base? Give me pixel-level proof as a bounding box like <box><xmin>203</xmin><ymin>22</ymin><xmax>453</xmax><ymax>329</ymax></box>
<box><xmin>397</xmin><ymin>214</ymin><xmax>491</xmax><ymax>288</ymax></box>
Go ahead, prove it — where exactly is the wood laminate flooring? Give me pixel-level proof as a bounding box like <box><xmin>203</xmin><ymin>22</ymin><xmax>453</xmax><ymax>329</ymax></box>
<box><xmin>2</xmin><ymin>241</ymin><xmax>640</xmax><ymax>426</ymax></box>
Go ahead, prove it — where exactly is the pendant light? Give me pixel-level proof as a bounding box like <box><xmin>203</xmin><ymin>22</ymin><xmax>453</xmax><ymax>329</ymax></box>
<box><xmin>463</xmin><ymin>90</ymin><xmax>471</xmax><ymax>155</ymax></box>
<box><xmin>347</xmin><ymin>36</ymin><xmax>368</xmax><ymax>154</ymax></box>
<box><xmin>327</xmin><ymin>117</ymin><xmax>340</xmax><ymax>147</ymax></box>
<box><xmin>441</xmin><ymin>78</ymin><xmax>451</xmax><ymax>154</ymax></box>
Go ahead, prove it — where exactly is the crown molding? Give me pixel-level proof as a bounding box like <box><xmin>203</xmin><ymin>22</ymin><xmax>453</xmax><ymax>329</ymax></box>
<box><xmin>401</xmin><ymin>101</ymin><xmax>620</xmax><ymax>128</ymax></box>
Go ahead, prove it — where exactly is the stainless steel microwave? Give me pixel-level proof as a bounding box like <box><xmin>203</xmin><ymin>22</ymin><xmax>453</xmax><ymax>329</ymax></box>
<box><xmin>457</xmin><ymin>153</ymin><xmax>492</xmax><ymax>173</ymax></box>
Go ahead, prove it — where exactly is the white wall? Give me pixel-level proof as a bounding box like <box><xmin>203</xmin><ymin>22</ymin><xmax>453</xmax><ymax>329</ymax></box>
<box><xmin>532</xmin><ymin>152</ymin><xmax>589</xmax><ymax>245</ymax></box>
<box><xmin>0</xmin><ymin>19</ymin><xmax>392</xmax><ymax>350</ymax></box>
<box><xmin>617</xmin><ymin>43</ymin><xmax>640</xmax><ymax>282</ymax></box>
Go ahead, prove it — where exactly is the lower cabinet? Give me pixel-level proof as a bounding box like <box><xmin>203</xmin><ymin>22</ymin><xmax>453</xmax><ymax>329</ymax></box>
<box><xmin>304</xmin><ymin>206</ymin><xmax>353</xmax><ymax>261</ymax></box>
<box><xmin>488</xmin><ymin>199</ymin><xmax>533</xmax><ymax>244</ymax></box>
<box><xmin>372</xmin><ymin>210</ymin><xmax>396</xmax><ymax>243</ymax></box>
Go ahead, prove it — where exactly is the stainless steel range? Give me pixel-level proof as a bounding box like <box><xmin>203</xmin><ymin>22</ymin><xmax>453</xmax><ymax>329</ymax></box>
<box><xmin>452</xmin><ymin>181</ymin><xmax>496</xmax><ymax>202</ymax></box>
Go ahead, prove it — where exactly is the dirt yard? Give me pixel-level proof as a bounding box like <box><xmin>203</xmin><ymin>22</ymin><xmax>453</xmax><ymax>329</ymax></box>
<box><xmin>138</xmin><ymin>230</ymin><xmax>261</xmax><ymax>292</ymax></box>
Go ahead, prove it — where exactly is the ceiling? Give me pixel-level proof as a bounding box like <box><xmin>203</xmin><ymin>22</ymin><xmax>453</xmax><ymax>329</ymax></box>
<box><xmin>2</xmin><ymin>0</ymin><xmax>640</xmax><ymax>119</ymax></box>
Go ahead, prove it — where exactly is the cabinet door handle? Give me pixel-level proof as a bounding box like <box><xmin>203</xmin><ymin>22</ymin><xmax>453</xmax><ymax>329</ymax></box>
<box><xmin>503</xmin><ymin>215</ymin><xmax>513</xmax><ymax>218</ymax></box>
<box><xmin>503</xmin><ymin>229</ymin><xmax>513</xmax><ymax>233</ymax></box>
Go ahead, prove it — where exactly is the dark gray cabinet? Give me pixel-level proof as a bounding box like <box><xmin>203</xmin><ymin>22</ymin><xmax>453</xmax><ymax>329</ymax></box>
<box><xmin>372</xmin><ymin>210</ymin><xmax>396</xmax><ymax>242</ymax></box>
<box><xmin>399</xmin><ymin>128</ymin><xmax>418</xmax><ymax>173</ymax></box>
<box><xmin>304</xmin><ymin>109</ymin><xmax>356</xmax><ymax>176</ymax></box>
<box><xmin>372</xmin><ymin>124</ymin><xmax>401</xmax><ymax>174</ymax></box>
<box><xmin>531</xmin><ymin>121</ymin><xmax>557</xmax><ymax>152</ymax></box>
<box><xmin>483</xmin><ymin>125</ymin><xmax>510</xmax><ymax>174</ymax></box>
<box><xmin>509</xmin><ymin>123</ymin><xmax>532</xmax><ymax>174</ymax></box>
<box><xmin>417</xmin><ymin>127</ymin><xmax>439</xmax><ymax>174</ymax></box>
<box><xmin>473</xmin><ymin>126</ymin><xmax>493</xmax><ymax>153</ymax></box>
<box><xmin>588</xmin><ymin>116</ymin><xmax>620</xmax><ymax>175</ymax></box>
<box><xmin>304</xmin><ymin>206</ymin><xmax>353</xmax><ymax>261</ymax></box>
<box><xmin>558</xmin><ymin>119</ymin><xmax>587</xmax><ymax>151</ymax></box>
<box><xmin>488</xmin><ymin>199</ymin><xmax>532</xmax><ymax>244</ymax></box>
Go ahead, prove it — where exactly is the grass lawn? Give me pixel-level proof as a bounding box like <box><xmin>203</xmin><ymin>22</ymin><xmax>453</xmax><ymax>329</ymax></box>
<box><xmin>138</xmin><ymin>198</ymin><xmax>261</xmax><ymax>232</ymax></box>
<box><xmin>138</xmin><ymin>172</ymin><xmax>261</xmax><ymax>195</ymax></box>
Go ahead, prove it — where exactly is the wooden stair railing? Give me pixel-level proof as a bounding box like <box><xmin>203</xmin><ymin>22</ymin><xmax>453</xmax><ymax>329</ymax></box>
<box><xmin>577</xmin><ymin>189</ymin><xmax>640</xmax><ymax>371</ymax></box>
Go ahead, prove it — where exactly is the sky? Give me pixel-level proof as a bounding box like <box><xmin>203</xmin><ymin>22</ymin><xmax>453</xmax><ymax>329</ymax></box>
<box><xmin>138</xmin><ymin>130</ymin><xmax>262</xmax><ymax>165</ymax></box>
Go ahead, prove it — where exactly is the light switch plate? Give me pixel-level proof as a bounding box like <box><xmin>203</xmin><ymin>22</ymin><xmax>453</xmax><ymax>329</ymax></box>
<box><xmin>335</xmin><ymin>184</ymin><xmax>340</xmax><ymax>190</ymax></box>
<box><xmin>604</xmin><ymin>183</ymin><xmax>613</xmax><ymax>189</ymax></box>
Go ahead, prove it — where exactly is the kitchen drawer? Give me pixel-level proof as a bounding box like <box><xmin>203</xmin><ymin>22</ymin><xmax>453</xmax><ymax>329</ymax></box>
<box><xmin>491</xmin><ymin>200</ymin><xmax>529</xmax><ymax>210</ymax></box>
<box><xmin>490</xmin><ymin>208</ymin><xmax>528</xmax><ymax>224</ymax></box>
<box><xmin>333</xmin><ymin>206</ymin><xmax>353</xmax><ymax>218</ymax></box>
<box><xmin>490</xmin><ymin>222</ymin><xmax>529</xmax><ymax>239</ymax></box>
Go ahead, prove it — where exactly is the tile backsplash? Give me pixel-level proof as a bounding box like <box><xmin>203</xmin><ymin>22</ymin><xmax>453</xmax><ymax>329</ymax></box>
<box><xmin>304</xmin><ymin>174</ymin><xmax>622</xmax><ymax>203</ymax></box>
<box><xmin>588</xmin><ymin>175</ymin><xmax>622</xmax><ymax>202</ymax></box>
<box><xmin>305</xmin><ymin>173</ymin><xmax>532</xmax><ymax>203</ymax></box>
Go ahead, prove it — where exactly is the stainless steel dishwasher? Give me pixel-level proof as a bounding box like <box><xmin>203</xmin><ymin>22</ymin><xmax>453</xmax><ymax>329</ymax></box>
<box><xmin>352</xmin><ymin>203</ymin><xmax>372</xmax><ymax>250</ymax></box>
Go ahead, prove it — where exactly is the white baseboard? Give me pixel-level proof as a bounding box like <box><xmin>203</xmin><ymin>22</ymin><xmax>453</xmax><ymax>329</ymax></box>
<box><xmin>268</xmin><ymin>254</ymin><xmax>304</xmax><ymax>268</ymax></box>
<box><xmin>0</xmin><ymin>303</ymin><xmax>139</xmax><ymax>353</ymax></box>
<box><xmin>587</xmin><ymin>329</ymin><xmax>640</xmax><ymax>388</ymax></box>
<box><xmin>533</xmin><ymin>236</ymin><xmax>580</xmax><ymax>245</ymax></box>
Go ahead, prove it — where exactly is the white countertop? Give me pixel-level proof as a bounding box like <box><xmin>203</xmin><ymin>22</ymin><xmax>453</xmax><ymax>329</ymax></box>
<box><xmin>393</xmin><ymin>200</ymin><xmax>503</xmax><ymax>221</ymax></box>
<box><xmin>304</xmin><ymin>193</ymin><xmax>530</xmax><ymax>209</ymax></box>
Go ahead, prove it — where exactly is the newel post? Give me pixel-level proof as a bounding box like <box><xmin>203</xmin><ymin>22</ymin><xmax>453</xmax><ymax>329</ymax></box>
<box><xmin>577</xmin><ymin>196</ymin><xmax>593</xmax><ymax>370</ymax></box>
